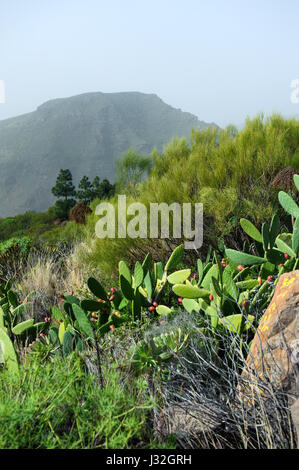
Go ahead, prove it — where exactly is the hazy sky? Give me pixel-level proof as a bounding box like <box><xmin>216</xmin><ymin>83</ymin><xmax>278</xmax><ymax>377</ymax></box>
<box><xmin>0</xmin><ymin>0</ymin><xmax>298</xmax><ymax>128</ymax></box>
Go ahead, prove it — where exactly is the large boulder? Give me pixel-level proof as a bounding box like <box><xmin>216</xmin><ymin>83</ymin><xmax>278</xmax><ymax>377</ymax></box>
<box><xmin>153</xmin><ymin>403</ymin><xmax>231</xmax><ymax>448</ymax></box>
<box><xmin>154</xmin><ymin>404</ymin><xmax>222</xmax><ymax>441</ymax></box>
<box><xmin>241</xmin><ymin>271</ymin><xmax>299</xmax><ymax>397</ymax></box>
<box><xmin>290</xmin><ymin>398</ymin><xmax>299</xmax><ymax>448</ymax></box>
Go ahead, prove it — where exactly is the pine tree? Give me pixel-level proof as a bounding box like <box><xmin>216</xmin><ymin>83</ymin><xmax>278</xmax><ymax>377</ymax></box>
<box><xmin>99</xmin><ymin>178</ymin><xmax>115</xmax><ymax>199</ymax></box>
<box><xmin>91</xmin><ymin>176</ymin><xmax>101</xmax><ymax>199</ymax></box>
<box><xmin>51</xmin><ymin>169</ymin><xmax>76</xmax><ymax>219</ymax></box>
<box><xmin>91</xmin><ymin>177</ymin><xmax>115</xmax><ymax>200</ymax></box>
<box><xmin>76</xmin><ymin>176</ymin><xmax>93</xmax><ymax>204</ymax></box>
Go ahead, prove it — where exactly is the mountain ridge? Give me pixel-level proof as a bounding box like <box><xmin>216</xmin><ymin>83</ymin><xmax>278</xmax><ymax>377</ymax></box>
<box><xmin>0</xmin><ymin>91</ymin><xmax>217</xmax><ymax>217</ymax></box>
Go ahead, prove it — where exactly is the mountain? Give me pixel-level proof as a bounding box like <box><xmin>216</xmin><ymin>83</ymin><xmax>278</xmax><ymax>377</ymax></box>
<box><xmin>0</xmin><ymin>91</ymin><xmax>217</xmax><ymax>217</ymax></box>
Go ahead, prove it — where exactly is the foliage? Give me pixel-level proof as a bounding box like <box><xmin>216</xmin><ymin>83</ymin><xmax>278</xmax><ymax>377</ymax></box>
<box><xmin>0</xmin><ymin>237</ymin><xmax>33</xmax><ymax>282</ymax></box>
<box><xmin>77</xmin><ymin>176</ymin><xmax>115</xmax><ymax>204</ymax></box>
<box><xmin>51</xmin><ymin>169</ymin><xmax>77</xmax><ymax>219</ymax></box>
<box><xmin>130</xmin><ymin>328</ymin><xmax>189</xmax><ymax>375</ymax></box>
<box><xmin>225</xmin><ymin>174</ymin><xmax>299</xmax><ymax>275</ymax></box>
<box><xmin>76</xmin><ymin>175</ymin><xmax>93</xmax><ymax>204</ymax></box>
<box><xmin>45</xmin><ymin>244</ymin><xmax>184</xmax><ymax>367</ymax></box>
<box><xmin>0</xmin><ymin>115</ymin><xmax>298</xmax><ymax>449</ymax></box>
<box><xmin>81</xmin><ymin>114</ymin><xmax>299</xmax><ymax>274</ymax></box>
<box><xmin>115</xmin><ymin>149</ymin><xmax>154</xmax><ymax>194</ymax></box>
<box><xmin>0</xmin><ymin>356</ymin><xmax>155</xmax><ymax>449</ymax></box>
<box><xmin>0</xmin><ymin>208</ymin><xmax>56</xmax><ymax>241</ymax></box>
<box><xmin>69</xmin><ymin>202</ymin><xmax>92</xmax><ymax>225</ymax></box>
<box><xmin>0</xmin><ymin>237</ymin><xmax>32</xmax><ymax>256</ymax></box>
<box><xmin>92</xmin><ymin>177</ymin><xmax>115</xmax><ymax>200</ymax></box>
<box><xmin>0</xmin><ymin>280</ymin><xmax>49</xmax><ymax>373</ymax></box>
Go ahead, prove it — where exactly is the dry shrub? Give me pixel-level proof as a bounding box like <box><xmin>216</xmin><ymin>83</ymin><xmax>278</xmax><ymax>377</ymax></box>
<box><xmin>16</xmin><ymin>242</ymin><xmax>99</xmax><ymax>321</ymax></box>
<box><xmin>17</xmin><ymin>254</ymin><xmax>65</xmax><ymax>321</ymax></box>
<box><xmin>69</xmin><ymin>202</ymin><xmax>92</xmax><ymax>225</ymax></box>
<box><xmin>271</xmin><ymin>166</ymin><xmax>298</xmax><ymax>191</ymax></box>
<box><xmin>62</xmin><ymin>242</ymin><xmax>101</xmax><ymax>293</ymax></box>
<box><xmin>152</xmin><ymin>315</ymin><xmax>298</xmax><ymax>449</ymax></box>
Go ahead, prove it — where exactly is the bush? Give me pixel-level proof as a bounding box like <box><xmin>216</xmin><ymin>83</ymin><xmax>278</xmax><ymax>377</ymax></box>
<box><xmin>80</xmin><ymin>114</ymin><xmax>299</xmax><ymax>275</ymax></box>
<box><xmin>69</xmin><ymin>201</ymin><xmax>92</xmax><ymax>224</ymax></box>
<box><xmin>0</xmin><ymin>355</ymin><xmax>155</xmax><ymax>449</ymax></box>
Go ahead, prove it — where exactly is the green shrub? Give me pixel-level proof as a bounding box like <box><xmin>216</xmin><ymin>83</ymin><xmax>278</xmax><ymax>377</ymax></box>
<box><xmin>0</xmin><ymin>208</ymin><xmax>56</xmax><ymax>241</ymax></box>
<box><xmin>0</xmin><ymin>355</ymin><xmax>155</xmax><ymax>449</ymax></box>
<box><xmin>80</xmin><ymin>114</ymin><xmax>299</xmax><ymax>275</ymax></box>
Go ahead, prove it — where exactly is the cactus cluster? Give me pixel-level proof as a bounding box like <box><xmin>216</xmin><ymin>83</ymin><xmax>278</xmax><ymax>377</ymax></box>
<box><xmin>156</xmin><ymin>254</ymin><xmax>262</xmax><ymax>335</ymax></box>
<box><xmin>118</xmin><ymin>244</ymin><xmax>185</xmax><ymax>320</ymax></box>
<box><xmin>225</xmin><ymin>174</ymin><xmax>299</xmax><ymax>273</ymax></box>
<box><xmin>130</xmin><ymin>327</ymin><xmax>189</xmax><ymax>374</ymax></box>
<box><xmin>0</xmin><ymin>281</ymin><xmax>48</xmax><ymax>374</ymax></box>
<box><xmin>2</xmin><ymin>176</ymin><xmax>299</xmax><ymax>377</ymax></box>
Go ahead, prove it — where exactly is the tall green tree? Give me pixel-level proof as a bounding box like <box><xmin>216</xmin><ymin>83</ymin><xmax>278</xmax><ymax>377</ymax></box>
<box><xmin>51</xmin><ymin>169</ymin><xmax>76</xmax><ymax>219</ymax></box>
<box><xmin>115</xmin><ymin>149</ymin><xmax>153</xmax><ymax>193</ymax></box>
<box><xmin>91</xmin><ymin>177</ymin><xmax>115</xmax><ymax>200</ymax></box>
<box><xmin>76</xmin><ymin>176</ymin><xmax>93</xmax><ymax>204</ymax></box>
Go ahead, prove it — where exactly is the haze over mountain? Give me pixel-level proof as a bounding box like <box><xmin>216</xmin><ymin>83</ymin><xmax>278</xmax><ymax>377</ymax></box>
<box><xmin>0</xmin><ymin>91</ymin><xmax>217</xmax><ymax>217</ymax></box>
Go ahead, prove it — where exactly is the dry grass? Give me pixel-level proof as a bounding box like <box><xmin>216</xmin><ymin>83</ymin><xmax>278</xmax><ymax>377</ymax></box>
<box><xmin>152</xmin><ymin>316</ymin><xmax>298</xmax><ymax>449</ymax></box>
<box><xmin>63</xmin><ymin>241</ymin><xmax>100</xmax><ymax>293</ymax></box>
<box><xmin>15</xmin><ymin>242</ymin><xmax>100</xmax><ymax>321</ymax></box>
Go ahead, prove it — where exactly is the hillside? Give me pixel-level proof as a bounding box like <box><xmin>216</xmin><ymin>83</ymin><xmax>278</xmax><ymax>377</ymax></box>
<box><xmin>0</xmin><ymin>92</ymin><xmax>216</xmax><ymax>217</ymax></box>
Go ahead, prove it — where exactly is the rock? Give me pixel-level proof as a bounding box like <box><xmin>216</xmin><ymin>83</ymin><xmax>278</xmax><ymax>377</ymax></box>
<box><xmin>290</xmin><ymin>398</ymin><xmax>299</xmax><ymax>448</ymax></box>
<box><xmin>154</xmin><ymin>403</ymin><xmax>222</xmax><ymax>443</ymax></box>
<box><xmin>240</xmin><ymin>270</ymin><xmax>299</xmax><ymax>399</ymax></box>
